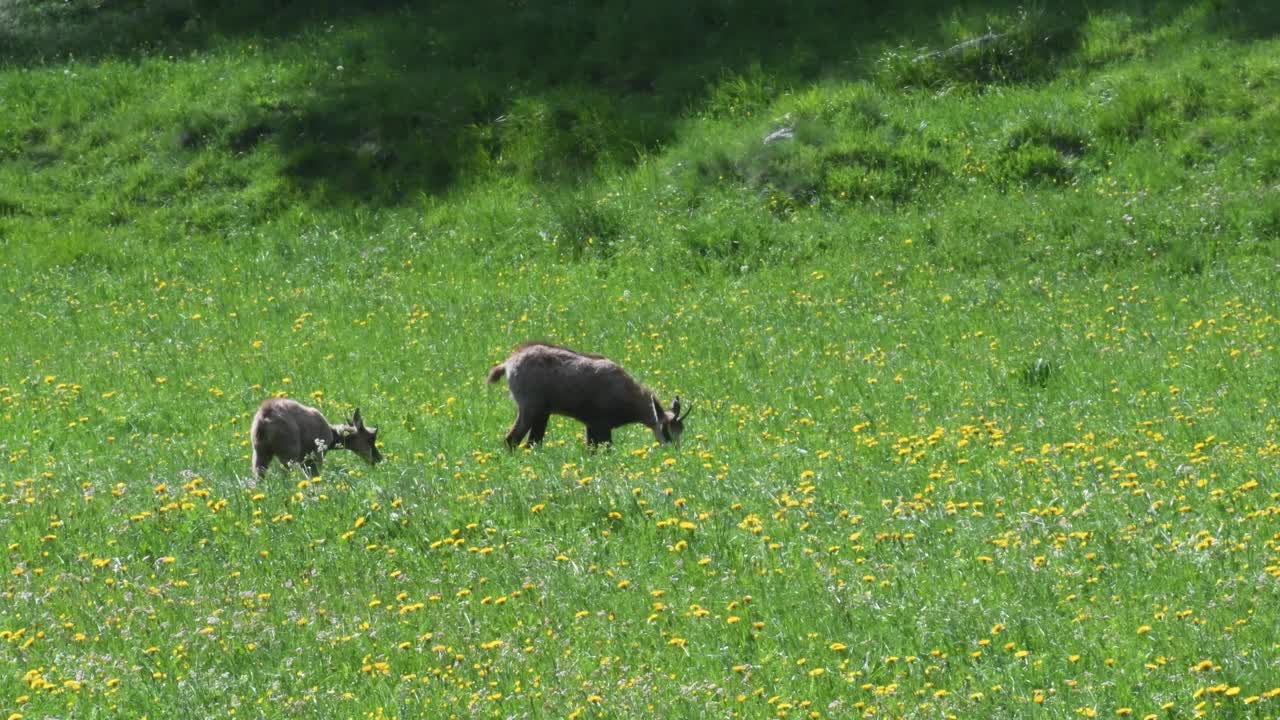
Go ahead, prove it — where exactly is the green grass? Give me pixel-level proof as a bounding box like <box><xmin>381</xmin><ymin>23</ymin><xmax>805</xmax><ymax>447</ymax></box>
<box><xmin>2</xmin><ymin>1</ymin><xmax>1280</xmax><ymax>718</ymax></box>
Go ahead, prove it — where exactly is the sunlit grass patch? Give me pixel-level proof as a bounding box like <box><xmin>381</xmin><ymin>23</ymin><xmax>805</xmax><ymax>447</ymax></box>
<box><xmin>3</xmin><ymin>2</ymin><xmax>1280</xmax><ymax>718</ymax></box>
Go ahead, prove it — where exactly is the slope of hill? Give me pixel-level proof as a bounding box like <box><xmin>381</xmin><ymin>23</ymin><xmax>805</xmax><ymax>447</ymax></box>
<box><xmin>1</xmin><ymin>2</ymin><xmax>1278</xmax><ymax>718</ymax></box>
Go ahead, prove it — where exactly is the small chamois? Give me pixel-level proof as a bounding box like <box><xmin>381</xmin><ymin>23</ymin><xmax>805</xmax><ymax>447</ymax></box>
<box><xmin>250</xmin><ymin>398</ymin><xmax>382</xmax><ymax>479</ymax></box>
<box><xmin>487</xmin><ymin>341</ymin><xmax>690</xmax><ymax>448</ymax></box>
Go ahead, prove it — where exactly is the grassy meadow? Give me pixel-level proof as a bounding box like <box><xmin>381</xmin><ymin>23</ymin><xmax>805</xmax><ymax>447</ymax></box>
<box><xmin>2</xmin><ymin>0</ymin><xmax>1279</xmax><ymax>717</ymax></box>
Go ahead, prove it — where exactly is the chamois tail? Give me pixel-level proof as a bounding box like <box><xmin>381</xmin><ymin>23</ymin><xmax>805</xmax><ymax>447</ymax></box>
<box><xmin>486</xmin><ymin>363</ymin><xmax>507</xmax><ymax>384</ymax></box>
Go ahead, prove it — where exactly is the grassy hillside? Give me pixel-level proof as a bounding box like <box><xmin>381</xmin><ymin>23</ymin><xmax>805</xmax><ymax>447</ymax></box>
<box><xmin>2</xmin><ymin>1</ymin><xmax>1279</xmax><ymax>718</ymax></box>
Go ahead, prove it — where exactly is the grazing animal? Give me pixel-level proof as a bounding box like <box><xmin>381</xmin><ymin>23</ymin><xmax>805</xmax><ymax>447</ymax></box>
<box><xmin>487</xmin><ymin>341</ymin><xmax>690</xmax><ymax>448</ymax></box>
<box><xmin>250</xmin><ymin>398</ymin><xmax>382</xmax><ymax>479</ymax></box>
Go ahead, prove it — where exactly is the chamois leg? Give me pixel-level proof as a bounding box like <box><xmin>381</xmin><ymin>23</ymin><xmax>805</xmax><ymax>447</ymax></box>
<box><xmin>251</xmin><ymin>448</ymin><xmax>273</xmax><ymax>479</ymax></box>
<box><xmin>505</xmin><ymin>409</ymin><xmax>533</xmax><ymax>449</ymax></box>
<box><xmin>585</xmin><ymin>425</ymin><xmax>612</xmax><ymax>447</ymax></box>
<box><xmin>527</xmin><ymin>413</ymin><xmax>551</xmax><ymax>446</ymax></box>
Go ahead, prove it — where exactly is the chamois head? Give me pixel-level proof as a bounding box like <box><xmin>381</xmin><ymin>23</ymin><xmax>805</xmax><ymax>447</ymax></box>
<box><xmin>652</xmin><ymin>396</ymin><xmax>691</xmax><ymax>445</ymax></box>
<box><xmin>337</xmin><ymin>408</ymin><xmax>382</xmax><ymax>465</ymax></box>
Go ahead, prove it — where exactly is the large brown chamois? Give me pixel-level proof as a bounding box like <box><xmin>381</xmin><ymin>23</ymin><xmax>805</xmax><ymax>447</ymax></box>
<box><xmin>250</xmin><ymin>398</ymin><xmax>382</xmax><ymax>479</ymax></box>
<box><xmin>487</xmin><ymin>342</ymin><xmax>689</xmax><ymax>448</ymax></box>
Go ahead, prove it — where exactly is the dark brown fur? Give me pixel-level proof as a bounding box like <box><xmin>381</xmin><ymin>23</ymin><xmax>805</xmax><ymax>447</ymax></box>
<box><xmin>250</xmin><ymin>398</ymin><xmax>382</xmax><ymax>479</ymax></box>
<box><xmin>487</xmin><ymin>342</ymin><xmax>688</xmax><ymax>448</ymax></box>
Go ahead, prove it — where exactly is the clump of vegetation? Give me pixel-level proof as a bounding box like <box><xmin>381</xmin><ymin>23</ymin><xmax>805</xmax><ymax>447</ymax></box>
<box><xmin>875</xmin><ymin>6</ymin><xmax>1084</xmax><ymax>89</ymax></box>
<box><xmin>1020</xmin><ymin>357</ymin><xmax>1056</xmax><ymax>388</ymax></box>
<box><xmin>994</xmin><ymin>118</ymin><xmax>1091</xmax><ymax>187</ymax></box>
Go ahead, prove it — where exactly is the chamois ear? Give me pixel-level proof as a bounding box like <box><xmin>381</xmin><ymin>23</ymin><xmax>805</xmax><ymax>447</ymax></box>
<box><xmin>351</xmin><ymin>408</ymin><xmax>364</xmax><ymax>429</ymax></box>
<box><xmin>652</xmin><ymin>396</ymin><xmax>665</xmax><ymax>421</ymax></box>
<box><xmin>675</xmin><ymin>398</ymin><xmax>691</xmax><ymax>421</ymax></box>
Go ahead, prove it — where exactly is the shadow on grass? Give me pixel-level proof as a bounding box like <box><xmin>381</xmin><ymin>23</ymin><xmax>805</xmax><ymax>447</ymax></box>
<box><xmin>3</xmin><ymin>0</ymin><xmax>1273</xmax><ymax>206</ymax></box>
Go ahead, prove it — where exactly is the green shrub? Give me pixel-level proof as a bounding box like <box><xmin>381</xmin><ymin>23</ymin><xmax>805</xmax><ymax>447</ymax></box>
<box><xmin>548</xmin><ymin>190</ymin><xmax>628</xmax><ymax>261</ymax></box>
<box><xmin>1020</xmin><ymin>357</ymin><xmax>1056</xmax><ymax>388</ymax></box>
<box><xmin>1097</xmin><ymin>86</ymin><xmax>1171</xmax><ymax>141</ymax></box>
<box><xmin>994</xmin><ymin>118</ymin><xmax>1089</xmax><ymax>186</ymax></box>
<box><xmin>997</xmin><ymin>143</ymin><xmax>1074</xmax><ymax>185</ymax></box>
<box><xmin>821</xmin><ymin>145</ymin><xmax>947</xmax><ymax>204</ymax></box>
<box><xmin>738</xmin><ymin>138</ymin><xmax>825</xmax><ymax>207</ymax></box>
<box><xmin>703</xmin><ymin>65</ymin><xmax>778</xmax><ymax>120</ymax></box>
